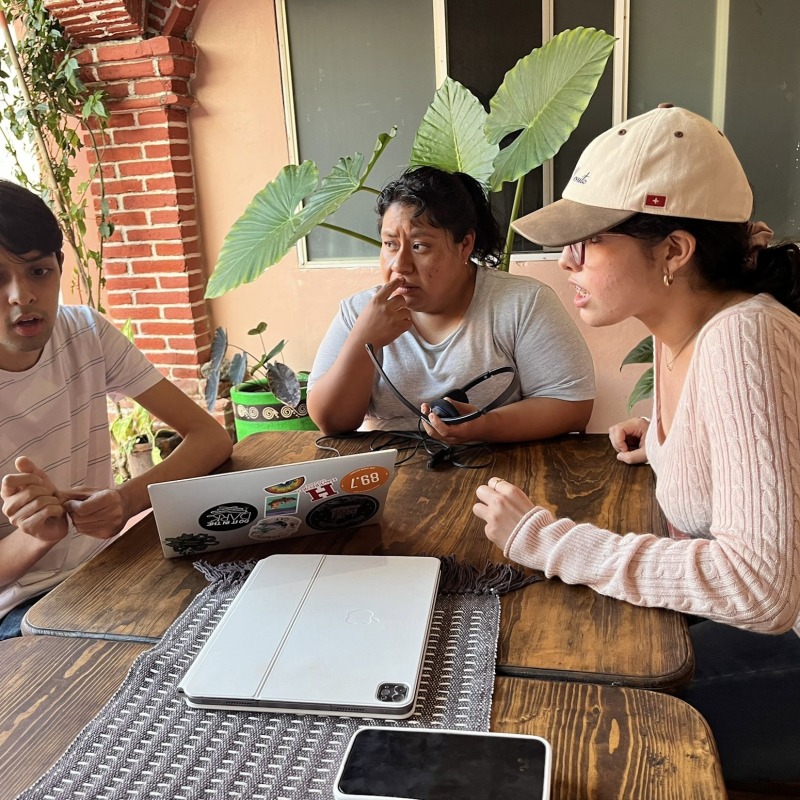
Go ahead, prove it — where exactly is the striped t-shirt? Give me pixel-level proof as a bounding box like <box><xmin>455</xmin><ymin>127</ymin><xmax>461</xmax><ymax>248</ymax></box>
<box><xmin>0</xmin><ymin>305</ymin><xmax>162</xmax><ymax>616</ymax></box>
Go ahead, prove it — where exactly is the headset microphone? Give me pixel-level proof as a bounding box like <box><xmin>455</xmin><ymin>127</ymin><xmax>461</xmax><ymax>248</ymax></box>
<box><xmin>364</xmin><ymin>343</ymin><xmax>518</xmax><ymax>426</ymax></box>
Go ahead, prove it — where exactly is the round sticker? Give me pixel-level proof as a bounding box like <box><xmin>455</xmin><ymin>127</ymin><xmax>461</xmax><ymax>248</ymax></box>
<box><xmin>249</xmin><ymin>516</ymin><xmax>302</xmax><ymax>541</ymax></box>
<box><xmin>340</xmin><ymin>465</ymin><xmax>391</xmax><ymax>494</ymax></box>
<box><xmin>198</xmin><ymin>502</ymin><xmax>258</xmax><ymax>531</ymax></box>
<box><xmin>306</xmin><ymin>495</ymin><xmax>379</xmax><ymax>531</ymax></box>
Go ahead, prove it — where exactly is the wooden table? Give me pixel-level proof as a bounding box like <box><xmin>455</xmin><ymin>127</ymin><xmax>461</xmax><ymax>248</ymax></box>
<box><xmin>0</xmin><ymin>637</ymin><xmax>724</xmax><ymax>800</ymax></box>
<box><xmin>24</xmin><ymin>432</ymin><xmax>693</xmax><ymax>690</ymax></box>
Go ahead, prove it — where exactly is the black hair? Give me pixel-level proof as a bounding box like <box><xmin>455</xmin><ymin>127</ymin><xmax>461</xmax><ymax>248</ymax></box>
<box><xmin>0</xmin><ymin>179</ymin><xmax>63</xmax><ymax>256</ymax></box>
<box><xmin>610</xmin><ymin>213</ymin><xmax>800</xmax><ymax>315</ymax></box>
<box><xmin>376</xmin><ymin>166</ymin><xmax>503</xmax><ymax>266</ymax></box>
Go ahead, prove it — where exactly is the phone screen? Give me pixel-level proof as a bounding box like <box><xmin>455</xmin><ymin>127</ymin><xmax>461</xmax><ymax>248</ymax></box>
<box><xmin>336</xmin><ymin>728</ymin><xmax>549</xmax><ymax>800</ymax></box>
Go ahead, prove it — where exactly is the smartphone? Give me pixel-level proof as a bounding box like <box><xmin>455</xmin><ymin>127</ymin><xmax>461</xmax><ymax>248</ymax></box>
<box><xmin>333</xmin><ymin>726</ymin><xmax>552</xmax><ymax>800</ymax></box>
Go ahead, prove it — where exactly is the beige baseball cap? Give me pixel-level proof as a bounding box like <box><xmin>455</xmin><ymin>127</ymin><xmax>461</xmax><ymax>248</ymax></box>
<box><xmin>512</xmin><ymin>104</ymin><xmax>753</xmax><ymax>247</ymax></box>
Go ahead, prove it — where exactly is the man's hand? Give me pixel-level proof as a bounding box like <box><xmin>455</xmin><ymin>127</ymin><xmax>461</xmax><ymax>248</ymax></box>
<box><xmin>61</xmin><ymin>487</ymin><xmax>129</xmax><ymax>540</ymax></box>
<box><xmin>0</xmin><ymin>457</ymin><xmax>68</xmax><ymax>544</ymax></box>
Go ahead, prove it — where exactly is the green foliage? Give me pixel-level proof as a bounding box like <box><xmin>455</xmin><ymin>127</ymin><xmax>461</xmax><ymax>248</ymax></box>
<box><xmin>109</xmin><ymin>402</ymin><xmax>156</xmax><ymax>455</ymax></box>
<box><xmin>408</xmin><ymin>77</ymin><xmax>498</xmax><ymax>187</ymax></box>
<box><xmin>205</xmin><ymin>131</ymin><xmax>396</xmax><ymax>298</ymax></box>
<box><xmin>0</xmin><ymin>1</ymin><xmax>113</xmax><ymax>310</ymax></box>
<box><xmin>109</xmin><ymin>321</ymin><xmax>160</xmax><ymax>482</ymax></box>
<box><xmin>621</xmin><ymin>336</ymin><xmax>654</xmax><ymax>413</ymax></box>
<box><xmin>204</xmin><ymin>26</ymin><xmax>615</xmax><ymax>297</ymax></box>
<box><xmin>203</xmin><ymin>323</ymin><xmax>301</xmax><ymax>411</ymax></box>
<box><xmin>483</xmin><ymin>27</ymin><xmax>616</xmax><ymax>191</ymax></box>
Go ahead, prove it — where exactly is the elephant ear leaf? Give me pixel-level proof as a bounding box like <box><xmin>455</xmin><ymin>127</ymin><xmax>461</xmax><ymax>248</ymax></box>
<box><xmin>486</xmin><ymin>27</ymin><xmax>616</xmax><ymax>190</ymax></box>
<box><xmin>302</xmin><ymin>128</ymin><xmax>397</xmax><ymax>233</ymax></box>
<box><xmin>205</xmin><ymin>161</ymin><xmax>319</xmax><ymax>298</ymax></box>
<box><xmin>267</xmin><ymin>362</ymin><xmax>301</xmax><ymax>408</ymax></box>
<box><xmin>626</xmin><ymin>368</ymin><xmax>654</xmax><ymax>413</ymax></box>
<box><xmin>409</xmin><ymin>77</ymin><xmax>498</xmax><ymax>187</ymax></box>
<box><xmin>620</xmin><ymin>336</ymin><xmax>654</xmax><ymax>368</ymax></box>
<box><xmin>206</xmin><ymin>130</ymin><xmax>396</xmax><ymax>299</ymax></box>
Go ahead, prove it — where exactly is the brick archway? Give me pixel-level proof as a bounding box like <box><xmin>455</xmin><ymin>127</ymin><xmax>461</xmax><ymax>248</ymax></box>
<box><xmin>44</xmin><ymin>0</ymin><xmax>210</xmax><ymax>398</ymax></box>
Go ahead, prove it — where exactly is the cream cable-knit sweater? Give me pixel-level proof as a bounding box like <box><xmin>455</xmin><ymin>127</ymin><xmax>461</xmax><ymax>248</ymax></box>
<box><xmin>505</xmin><ymin>294</ymin><xmax>800</xmax><ymax>636</ymax></box>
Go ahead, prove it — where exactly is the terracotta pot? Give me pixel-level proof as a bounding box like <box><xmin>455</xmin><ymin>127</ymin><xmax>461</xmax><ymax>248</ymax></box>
<box><xmin>128</xmin><ymin>441</ymin><xmax>154</xmax><ymax>478</ymax></box>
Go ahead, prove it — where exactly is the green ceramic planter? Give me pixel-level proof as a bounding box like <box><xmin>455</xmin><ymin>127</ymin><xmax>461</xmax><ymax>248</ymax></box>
<box><xmin>229</xmin><ymin>374</ymin><xmax>317</xmax><ymax>440</ymax></box>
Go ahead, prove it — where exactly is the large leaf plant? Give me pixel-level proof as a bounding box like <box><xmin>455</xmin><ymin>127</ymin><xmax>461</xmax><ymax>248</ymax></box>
<box><xmin>205</xmin><ymin>26</ymin><xmax>615</xmax><ymax>299</ymax></box>
<box><xmin>621</xmin><ymin>336</ymin><xmax>654</xmax><ymax>413</ymax></box>
<box><xmin>203</xmin><ymin>323</ymin><xmax>301</xmax><ymax>413</ymax></box>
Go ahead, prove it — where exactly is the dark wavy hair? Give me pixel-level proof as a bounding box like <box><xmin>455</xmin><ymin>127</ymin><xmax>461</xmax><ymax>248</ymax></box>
<box><xmin>610</xmin><ymin>213</ymin><xmax>800</xmax><ymax>315</ymax></box>
<box><xmin>0</xmin><ymin>180</ymin><xmax>62</xmax><ymax>256</ymax></box>
<box><xmin>376</xmin><ymin>166</ymin><xmax>503</xmax><ymax>266</ymax></box>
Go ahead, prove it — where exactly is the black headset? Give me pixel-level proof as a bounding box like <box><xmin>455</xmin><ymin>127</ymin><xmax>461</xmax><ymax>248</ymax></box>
<box><xmin>365</xmin><ymin>343</ymin><xmax>518</xmax><ymax>426</ymax></box>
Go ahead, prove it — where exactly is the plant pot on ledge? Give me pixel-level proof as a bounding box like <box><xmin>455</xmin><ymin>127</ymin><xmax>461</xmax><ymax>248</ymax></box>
<box><xmin>230</xmin><ymin>374</ymin><xmax>317</xmax><ymax>440</ymax></box>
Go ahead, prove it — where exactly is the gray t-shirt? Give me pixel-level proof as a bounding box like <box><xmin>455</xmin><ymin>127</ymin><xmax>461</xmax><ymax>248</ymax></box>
<box><xmin>308</xmin><ymin>267</ymin><xmax>595</xmax><ymax>430</ymax></box>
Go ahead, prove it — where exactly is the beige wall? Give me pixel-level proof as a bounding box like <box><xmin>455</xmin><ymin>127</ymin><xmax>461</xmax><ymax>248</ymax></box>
<box><xmin>189</xmin><ymin>1</ymin><xmax>652</xmax><ymax>433</ymax></box>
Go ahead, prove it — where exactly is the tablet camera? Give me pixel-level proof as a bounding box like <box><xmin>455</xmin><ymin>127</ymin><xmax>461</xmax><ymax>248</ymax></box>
<box><xmin>377</xmin><ymin>682</ymin><xmax>409</xmax><ymax>703</ymax></box>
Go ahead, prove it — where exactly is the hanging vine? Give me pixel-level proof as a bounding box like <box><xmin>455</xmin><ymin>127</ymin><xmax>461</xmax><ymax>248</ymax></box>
<box><xmin>0</xmin><ymin>0</ymin><xmax>113</xmax><ymax>311</ymax></box>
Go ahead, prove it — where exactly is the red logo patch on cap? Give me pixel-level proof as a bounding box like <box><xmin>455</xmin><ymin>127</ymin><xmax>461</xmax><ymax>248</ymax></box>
<box><xmin>645</xmin><ymin>194</ymin><xmax>667</xmax><ymax>208</ymax></box>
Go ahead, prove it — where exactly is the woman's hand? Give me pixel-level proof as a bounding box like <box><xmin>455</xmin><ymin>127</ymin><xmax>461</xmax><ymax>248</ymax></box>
<box><xmin>420</xmin><ymin>397</ymin><xmax>483</xmax><ymax>443</ymax></box>
<box><xmin>608</xmin><ymin>417</ymin><xmax>650</xmax><ymax>464</ymax></box>
<box><xmin>350</xmin><ymin>276</ymin><xmax>413</xmax><ymax>349</ymax></box>
<box><xmin>473</xmin><ymin>476</ymin><xmax>535</xmax><ymax>552</ymax></box>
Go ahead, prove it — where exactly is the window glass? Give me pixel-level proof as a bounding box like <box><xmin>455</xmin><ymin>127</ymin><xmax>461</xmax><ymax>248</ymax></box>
<box><xmin>725</xmin><ymin>0</ymin><xmax>800</xmax><ymax>239</ymax></box>
<box><xmin>628</xmin><ymin>0</ymin><xmax>715</xmax><ymax>119</ymax></box>
<box><xmin>553</xmin><ymin>0</ymin><xmax>614</xmax><ymax>210</ymax></box>
<box><xmin>446</xmin><ymin>0</ymin><xmax>542</xmax><ymax>252</ymax></box>
<box><xmin>286</xmin><ymin>0</ymin><xmax>799</xmax><ymax>261</ymax></box>
<box><xmin>629</xmin><ymin>0</ymin><xmax>800</xmax><ymax>240</ymax></box>
<box><xmin>285</xmin><ymin>0</ymin><xmax>436</xmax><ymax>261</ymax></box>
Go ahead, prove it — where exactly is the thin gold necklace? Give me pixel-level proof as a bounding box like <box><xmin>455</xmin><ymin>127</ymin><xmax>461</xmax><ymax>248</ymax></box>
<box><xmin>664</xmin><ymin>300</ymin><xmax>731</xmax><ymax>371</ymax></box>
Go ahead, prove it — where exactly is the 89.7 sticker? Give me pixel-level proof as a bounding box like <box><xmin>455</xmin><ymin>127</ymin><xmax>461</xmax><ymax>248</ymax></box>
<box><xmin>340</xmin><ymin>465</ymin><xmax>391</xmax><ymax>494</ymax></box>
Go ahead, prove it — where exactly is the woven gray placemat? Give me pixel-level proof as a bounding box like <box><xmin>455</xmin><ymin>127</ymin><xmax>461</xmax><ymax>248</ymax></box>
<box><xmin>17</xmin><ymin>557</ymin><xmax>534</xmax><ymax>800</ymax></box>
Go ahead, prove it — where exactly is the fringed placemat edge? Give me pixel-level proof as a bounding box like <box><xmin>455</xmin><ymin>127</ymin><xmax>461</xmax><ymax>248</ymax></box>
<box><xmin>192</xmin><ymin>554</ymin><xmax>543</xmax><ymax>596</ymax></box>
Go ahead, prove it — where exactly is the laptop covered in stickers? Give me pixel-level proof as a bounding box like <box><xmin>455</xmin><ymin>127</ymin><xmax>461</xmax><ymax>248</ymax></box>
<box><xmin>147</xmin><ymin>449</ymin><xmax>397</xmax><ymax>559</ymax></box>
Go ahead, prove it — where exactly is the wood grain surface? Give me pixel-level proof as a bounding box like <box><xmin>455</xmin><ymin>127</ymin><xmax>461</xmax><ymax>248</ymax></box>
<box><xmin>492</xmin><ymin>676</ymin><xmax>726</xmax><ymax>799</ymax></box>
<box><xmin>0</xmin><ymin>637</ymin><xmax>150</xmax><ymax>800</ymax></box>
<box><xmin>24</xmin><ymin>431</ymin><xmax>692</xmax><ymax>688</ymax></box>
<box><xmin>0</xmin><ymin>638</ymin><xmax>723</xmax><ymax>800</ymax></box>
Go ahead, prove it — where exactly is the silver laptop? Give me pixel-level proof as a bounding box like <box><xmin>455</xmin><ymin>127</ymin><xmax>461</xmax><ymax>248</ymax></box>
<box><xmin>148</xmin><ymin>450</ymin><xmax>397</xmax><ymax>559</ymax></box>
<box><xmin>178</xmin><ymin>554</ymin><xmax>441</xmax><ymax>718</ymax></box>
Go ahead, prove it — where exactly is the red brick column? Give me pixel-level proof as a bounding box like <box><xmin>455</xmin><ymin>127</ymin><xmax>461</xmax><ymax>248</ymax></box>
<box><xmin>75</xmin><ymin>36</ymin><xmax>210</xmax><ymax>394</ymax></box>
<box><xmin>44</xmin><ymin>0</ymin><xmax>148</xmax><ymax>43</ymax></box>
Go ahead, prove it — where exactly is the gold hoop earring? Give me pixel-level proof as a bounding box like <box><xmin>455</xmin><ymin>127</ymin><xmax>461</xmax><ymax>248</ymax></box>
<box><xmin>663</xmin><ymin>271</ymin><xmax>674</xmax><ymax>287</ymax></box>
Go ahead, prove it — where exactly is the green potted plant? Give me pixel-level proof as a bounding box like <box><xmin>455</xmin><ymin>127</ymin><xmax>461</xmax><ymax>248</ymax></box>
<box><xmin>204</xmin><ymin>26</ymin><xmax>615</xmax><ymax>300</ymax></box>
<box><xmin>109</xmin><ymin>398</ymin><xmax>160</xmax><ymax>482</ymax></box>
<box><xmin>203</xmin><ymin>323</ymin><xmax>317</xmax><ymax>439</ymax></box>
<box><xmin>108</xmin><ymin>319</ymin><xmax>180</xmax><ymax>480</ymax></box>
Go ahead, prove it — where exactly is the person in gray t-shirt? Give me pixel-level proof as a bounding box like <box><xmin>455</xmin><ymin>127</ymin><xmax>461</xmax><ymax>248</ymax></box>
<box><xmin>307</xmin><ymin>167</ymin><xmax>595</xmax><ymax>443</ymax></box>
